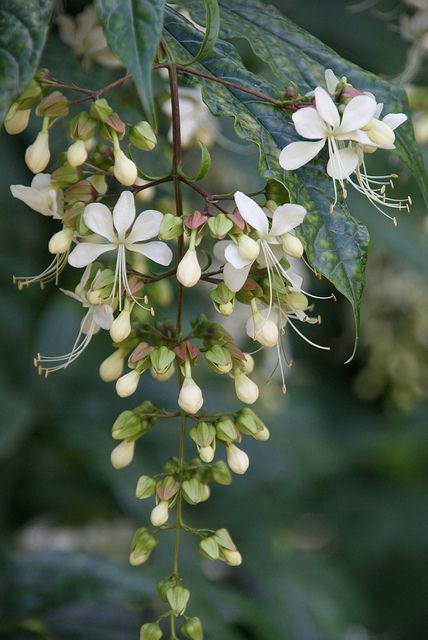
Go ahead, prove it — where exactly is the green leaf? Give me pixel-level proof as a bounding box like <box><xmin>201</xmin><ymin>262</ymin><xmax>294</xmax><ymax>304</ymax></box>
<box><xmin>181</xmin><ymin>140</ymin><xmax>212</xmax><ymax>181</ymax></box>
<box><xmin>163</xmin><ymin>9</ymin><xmax>369</xmax><ymax>347</ymax></box>
<box><xmin>181</xmin><ymin>0</ymin><xmax>220</xmax><ymax>66</ymax></box>
<box><xmin>94</xmin><ymin>0</ymin><xmax>165</xmax><ymax>128</ymax></box>
<box><xmin>0</xmin><ymin>0</ymin><xmax>55</xmax><ymax>123</ymax></box>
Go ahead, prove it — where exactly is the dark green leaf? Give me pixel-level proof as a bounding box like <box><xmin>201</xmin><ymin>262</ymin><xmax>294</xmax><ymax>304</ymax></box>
<box><xmin>163</xmin><ymin>9</ymin><xmax>369</xmax><ymax>346</ymax></box>
<box><xmin>0</xmin><ymin>0</ymin><xmax>55</xmax><ymax>123</ymax></box>
<box><xmin>94</xmin><ymin>0</ymin><xmax>165</xmax><ymax>128</ymax></box>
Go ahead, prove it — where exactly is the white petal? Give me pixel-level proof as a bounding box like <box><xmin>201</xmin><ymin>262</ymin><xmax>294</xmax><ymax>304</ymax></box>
<box><xmin>382</xmin><ymin>113</ymin><xmax>407</xmax><ymax>130</ymax></box>
<box><xmin>327</xmin><ymin>147</ymin><xmax>359</xmax><ymax>180</ymax></box>
<box><xmin>373</xmin><ymin>101</ymin><xmax>383</xmax><ymax>118</ymax></box>
<box><xmin>225</xmin><ymin>243</ymin><xmax>253</xmax><ymax>269</ymax></box>
<box><xmin>68</xmin><ymin>242</ymin><xmax>115</xmax><ymax>268</ymax></box>
<box><xmin>223</xmin><ymin>263</ymin><xmax>251</xmax><ymax>292</ymax></box>
<box><xmin>314</xmin><ymin>87</ymin><xmax>340</xmax><ymax>128</ymax></box>
<box><xmin>113</xmin><ymin>191</ymin><xmax>136</xmax><ymax>239</ymax></box>
<box><xmin>213</xmin><ymin>240</ymin><xmax>230</xmax><ymax>262</ymax></box>
<box><xmin>93</xmin><ymin>304</ymin><xmax>114</xmax><ymax>330</ymax></box>
<box><xmin>325</xmin><ymin>69</ymin><xmax>339</xmax><ymax>94</ymax></box>
<box><xmin>30</xmin><ymin>173</ymin><xmax>51</xmax><ymax>190</ymax></box>
<box><xmin>339</xmin><ymin>95</ymin><xmax>377</xmax><ymax>132</ymax></box>
<box><xmin>83</xmin><ymin>203</ymin><xmax>115</xmax><ymax>241</ymax></box>
<box><xmin>128</xmin><ymin>241</ymin><xmax>173</xmax><ymax>266</ymax></box>
<box><xmin>287</xmin><ymin>271</ymin><xmax>304</xmax><ymax>291</ymax></box>
<box><xmin>10</xmin><ymin>185</ymin><xmax>52</xmax><ymax>216</ymax></box>
<box><xmin>292</xmin><ymin>107</ymin><xmax>327</xmax><ymax>139</ymax></box>
<box><xmin>127</xmin><ymin>209</ymin><xmax>162</xmax><ymax>243</ymax></box>
<box><xmin>234</xmin><ymin>191</ymin><xmax>269</xmax><ymax>237</ymax></box>
<box><xmin>279</xmin><ymin>139</ymin><xmax>326</xmax><ymax>170</ymax></box>
<box><xmin>270</xmin><ymin>204</ymin><xmax>307</xmax><ymax>236</ymax></box>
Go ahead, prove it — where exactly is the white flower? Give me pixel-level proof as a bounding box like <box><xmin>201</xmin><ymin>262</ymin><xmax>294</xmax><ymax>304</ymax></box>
<box><xmin>176</xmin><ymin>247</ymin><xmax>201</xmax><ymax>287</ymax></box>
<box><xmin>234</xmin><ymin>370</ymin><xmax>259</xmax><ymax>404</ymax></box>
<box><xmin>151</xmin><ymin>501</ymin><xmax>169</xmax><ymax>526</ymax></box>
<box><xmin>110</xmin><ymin>308</ymin><xmax>132</xmax><ymax>343</ymax></box>
<box><xmin>113</xmin><ymin>147</ymin><xmax>138</xmax><ymax>186</ymax></box>
<box><xmin>246</xmin><ymin>303</ymin><xmax>279</xmax><ymax>348</ymax></box>
<box><xmin>25</xmin><ymin>130</ymin><xmax>51</xmax><ymax>174</ymax></box>
<box><xmin>35</xmin><ymin>266</ymin><xmax>114</xmax><ymax>376</ymax></box>
<box><xmin>48</xmin><ymin>228</ymin><xmax>74</xmax><ymax>254</ymax></box>
<box><xmin>56</xmin><ymin>5</ymin><xmax>122</xmax><ymax>69</ymax></box>
<box><xmin>162</xmin><ymin>86</ymin><xmax>218</xmax><ymax>148</ymax></box>
<box><xmin>226</xmin><ymin>443</ymin><xmax>250</xmax><ymax>475</ymax></box>
<box><xmin>99</xmin><ymin>350</ymin><xmax>125</xmax><ymax>382</ymax></box>
<box><xmin>68</xmin><ymin>191</ymin><xmax>173</xmax><ymax>306</ymax></box>
<box><xmin>217</xmin><ymin>191</ymin><xmax>306</xmax><ymax>294</ymax></box>
<box><xmin>111</xmin><ymin>440</ymin><xmax>135</xmax><ymax>469</ymax></box>
<box><xmin>116</xmin><ymin>370</ymin><xmax>140</xmax><ymax>397</ymax></box>
<box><xmin>10</xmin><ymin>173</ymin><xmax>61</xmax><ymax>218</ymax></box>
<box><xmin>178</xmin><ymin>376</ymin><xmax>204</xmax><ymax>414</ymax></box>
<box><xmin>221</xmin><ymin>549</ymin><xmax>243</xmax><ymax>566</ymax></box>
<box><xmin>67</xmin><ymin>139</ymin><xmax>88</xmax><ymax>167</ymax></box>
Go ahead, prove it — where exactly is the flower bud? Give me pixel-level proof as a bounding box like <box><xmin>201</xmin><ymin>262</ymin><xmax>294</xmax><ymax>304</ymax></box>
<box><xmin>110</xmin><ymin>309</ymin><xmax>132</xmax><ymax>343</ymax></box>
<box><xmin>199</xmin><ymin>536</ymin><xmax>220</xmax><ymax>560</ymax></box>
<box><xmin>211</xmin><ymin>461</ymin><xmax>232</xmax><ymax>485</ymax></box>
<box><xmin>159</xmin><ymin>213</ymin><xmax>183</xmax><ymax>240</ymax></box>
<box><xmin>48</xmin><ymin>227</ymin><xmax>74</xmax><ymax>254</ymax></box>
<box><xmin>89</xmin><ymin>174</ymin><xmax>108</xmax><ymax>195</ymax></box>
<box><xmin>182</xmin><ymin>478</ymin><xmax>207</xmax><ymax>505</ymax></box>
<box><xmin>208</xmin><ymin>213</ymin><xmax>233</xmax><ymax>239</ymax></box>
<box><xmin>36</xmin><ymin>91</ymin><xmax>68</xmax><ymax>117</ymax></box>
<box><xmin>284</xmin><ymin>291</ymin><xmax>309</xmax><ymax>312</ymax></box>
<box><xmin>129</xmin><ymin>527</ymin><xmax>158</xmax><ymax>566</ymax></box>
<box><xmin>282</xmin><ymin>232</ymin><xmax>304</xmax><ymax>258</ymax></box>
<box><xmin>254</xmin><ymin>424</ymin><xmax>270</xmax><ymax>441</ymax></box>
<box><xmin>247</xmin><ymin>311</ymin><xmax>279</xmax><ymax>348</ymax></box>
<box><xmin>4</xmin><ymin>104</ymin><xmax>31</xmax><ymax>134</ymax></box>
<box><xmin>129</xmin><ymin>121</ymin><xmax>157</xmax><ymax>150</ymax></box>
<box><xmin>366</xmin><ymin>118</ymin><xmax>395</xmax><ymax>147</ymax></box>
<box><xmin>181</xmin><ymin>617</ymin><xmax>203</xmax><ymax>640</ymax></box>
<box><xmin>115</xmin><ymin>370</ymin><xmax>140</xmax><ymax>397</ymax></box>
<box><xmin>157</xmin><ymin>476</ymin><xmax>180</xmax><ymax>501</ymax></box>
<box><xmin>136</xmin><ymin>475</ymin><xmax>156</xmax><ymax>499</ymax></box>
<box><xmin>234</xmin><ymin>371</ymin><xmax>259</xmax><ymax>404</ymax></box>
<box><xmin>113</xmin><ymin>148</ymin><xmax>138</xmax><ymax>186</ymax></box>
<box><xmin>112</xmin><ymin>406</ymin><xmax>155</xmax><ymax>440</ymax></box>
<box><xmin>25</xmin><ymin>130</ymin><xmax>50</xmax><ymax>173</ymax></box>
<box><xmin>67</xmin><ymin>139</ymin><xmax>88</xmax><ymax>167</ymax></box>
<box><xmin>241</xmin><ymin>353</ymin><xmax>254</xmax><ymax>375</ymax></box>
<box><xmin>150</xmin><ymin>346</ymin><xmax>176</xmax><ymax>376</ymax></box>
<box><xmin>111</xmin><ymin>439</ymin><xmax>135</xmax><ymax>469</ymax></box>
<box><xmin>151</xmin><ymin>364</ymin><xmax>175</xmax><ymax>381</ymax></box>
<box><xmin>218</xmin><ymin>302</ymin><xmax>234</xmax><ymax>315</ymax></box>
<box><xmin>140</xmin><ymin>622</ymin><xmax>163</xmax><ymax>640</ymax></box>
<box><xmin>226</xmin><ymin>443</ymin><xmax>249</xmax><ymax>475</ymax></box>
<box><xmin>16</xmin><ymin>79</ymin><xmax>42</xmax><ymax>109</ymax></box>
<box><xmin>205</xmin><ymin>345</ymin><xmax>233</xmax><ymax>374</ymax></box>
<box><xmin>221</xmin><ymin>549</ymin><xmax>243</xmax><ymax>566</ymax></box>
<box><xmin>216</xmin><ymin>418</ymin><xmax>239</xmax><ymax>442</ymax></box>
<box><xmin>176</xmin><ymin>249</ymin><xmax>201</xmax><ymax>288</ymax></box>
<box><xmin>99</xmin><ymin>350</ymin><xmax>125</xmax><ymax>381</ymax></box>
<box><xmin>199</xmin><ymin>445</ymin><xmax>215</xmax><ymax>462</ymax></box>
<box><xmin>237</xmin><ymin>234</ymin><xmax>260</xmax><ymax>261</ymax></box>
<box><xmin>178</xmin><ymin>377</ymin><xmax>203</xmax><ymax>414</ymax></box>
<box><xmin>189</xmin><ymin>421</ymin><xmax>216</xmax><ymax>448</ymax></box>
<box><xmin>150</xmin><ymin>500</ymin><xmax>169</xmax><ymax>527</ymax></box>
<box><xmin>167</xmin><ymin>586</ymin><xmax>190</xmax><ymax>617</ymax></box>
<box><xmin>210</xmin><ymin>282</ymin><xmax>235</xmax><ymax>315</ymax></box>
<box><xmin>90</xmin><ymin>98</ymin><xmax>113</xmax><ymax>122</ymax></box>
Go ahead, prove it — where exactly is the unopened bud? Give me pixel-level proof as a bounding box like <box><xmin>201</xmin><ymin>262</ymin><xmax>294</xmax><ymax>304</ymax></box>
<box><xmin>199</xmin><ymin>536</ymin><xmax>220</xmax><ymax>560</ymax></box>
<box><xmin>116</xmin><ymin>370</ymin><xmax>140</xmax><ymax>397</ymax></box>
<box><xmin>178</xmin><ymin>377</ymin><xmax>203</xmax><ymax>414</ymax></box>
<box><xmin>129</xmin><ymin>527</ymin><xmax>158</xmax><ymax>566</ymax></box>
<box><xmin>282</xmin><ymin>232</ymin><xmax>304</xmax><ymax>258</ymax></box>
<box><xmin>181</xmin><ymin>617</ymin><xmax>203</xmax><ymax>640</ymax></box>
<box><xmin>237</xmin><ymin>234</ymin><xmax>260</xmax><ymax>261</ymax></box>
<box><xmin>167</xmin><ymin>586</ymin><xmax>190</xmax><ymax>617</ymax></box>
<box><xmin>113</xmin><ymin>148</ymin><xmax>138</xmax><ymax>186</ymax></box>
<box><xmin>247</xmin><ymin>311</ymin><xmax>278</xmax><ymax>348</ymax></box>
<box><xmin>90</xmin><ymin>98</ymin><xmax>113</xmax><ymax>122</ymax></box>
<box><xmin>140</xmin><ymin>622</ymin><xmax>163</xmax><ymax>640</ymax></box>
<box><xmin>150</xmin><ymin>346</ymin><xmax>176</xmax><ymax>376</ymax></box>
<box><xmin>110</xmin><ymin>309</ymin><xmax>132</xmax><ymax>343</ymax></box>
<box><xmin>176</xmin><ymin>249</ymin><xmax>201</xmax><ymax>287</ymax></box>
<box><xmin>366</xmin><ymin>118</ymin><xmax>395</xmax><ymax>146</ymax></box>
<box><xmin>136</xmin><ymin>475</ymin><xmax>156</xmax><ymax>499</ymax></box>
<box><xmin>151</xmin><ymin>363</ymin><xmax>175</xmax><ymax>381</ymax></box>
<box><xmin>182</xmin><ymin>478</ymin><xmax>207</xmax><ymax>505</ymax></box>
<box><xmin>216</xmin><ymin>418</ymin><xmax>239</xmax><ymax>443</ymax></box>
<box><xmin>159</xmin><ymin>213</ymin><xmax>183</xmax><ymax>240</ymax></box>
<box><xmin>36</xmin><ymin>91</ymin><xmax>68</xmax><ymax>117</ymax></box>
<box><xmin>129</xmin><ymin>121</ymin><xmax>157</xmax><ymax>150</ymax></box>
<box><xmin>205</xmin><ymin>344</ymin><xmax>233</xmax><ymax>374</ymax></box>
<box><xmin>4</xmin><ymin>104</ymin><xmax>31</xmax><ymax>134</ymax></box>
<box><xmin>111</xmin><ymin>439</ymin><xmax>135</xmax><ymax>469</ymax></box>
<box><xmin>67</xmin><ymin>139</ymin><xmax>88</xmax><ymax>167</ymax></box>
<box><xmin>208</xmin><ymin>213</ymin><xmax>233</xmax><ymax>239</ymax></box>
<box><xmin>157</xmin><ymin>476</ymin><xmax>179</xmax><ymax>501</ymax></box>
<box><xmin>226</xmin><ymin>443</ymin><xmax>249</xmax><ymax>474</ymax></box>
<box><xmin>234</xmin><ymin>371</ymin><xmax>259</xmax><ymax>404</ymax></box>
<box><xmin>25</xmin><ymin>130</ymin><xmax>50</xmax><ymax>173</ymax></box>
<box><xmin>284</xmin><ymin>291</ymin><xmax>309</xmax><ymax>312</ymax></box>
<box><xmin>221</xmin><ymin>549</ymin><xmax>243</xmax><ymax>566</ymax></box>
<box><xmin>199</xmin><ymin>446</ymin><xmax>215</xmax><ymax>462</ymax></box>
<box><xmin>241</xmin><ymin>353</ymin><xmax>254</xmax><ymax>375</ymax></box>
<box><xmin>151</xmin><ymin>500</ymin><xmax>169</xmax><ymax>526</ymax></box>
<box><xmin>48</xmin><ymin>227</ymin><xmax>74</xmax><ymax>254</ymax></box>
<box><xmin>100</xmin><ymin>350</ymin><xmax>125</xmax><ymax>381</ymax></box>
<box><xmin>218</xmin><ymin>302</ymin><xmax>234</xmax><ymax>315</ymax></box>
<box><xmin>211</xmin><ymin>461</ymin><xmax>232</xmax><ymax>485</ymax></box>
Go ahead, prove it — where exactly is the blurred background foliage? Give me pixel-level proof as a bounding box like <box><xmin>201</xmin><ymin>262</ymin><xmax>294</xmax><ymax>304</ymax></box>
<box><xmin>0</xmin><ymin>1</ymin><xmax>427</xmax><ymax>639</ymax></box>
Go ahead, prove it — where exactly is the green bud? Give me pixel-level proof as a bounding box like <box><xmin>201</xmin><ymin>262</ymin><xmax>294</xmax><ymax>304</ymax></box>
<box><xmin>140</xmin><ymin>622</ymin><xmax>163</xmax><ymax>640</ymax></box>
<box><xmin>156</xmin><ymin>476</ymin><xmax>180</xmax><ymax>501</ymax></box>
<box><xmin>16</xmin><ymin>80</ymin><xmax>42</xmax><ymax>109</ymax></box>
<box><xmin>159</xmin><ymin>213</ymin><xmax>183</xmax><ymax>240</ymax></box>
<box><xmin>167</xmin><ymin>586</ymin><xmax>190</xmax><ymax>616</ymax></box>
<box><xmin>208</xmin><ymin>213</ymin><xmax>233</xmax><ymax>239</ymax></box>
<box><xmin>112</xmin><ymin>409</ymin><xmax>154</xmax><ymax>440</ymax></box>
<box><xmin>70</xmin><ymin>111</ymin><xmax>97</xmax><ymax>141</ymax></box>
<box><xmin>237</xmin><ymin>408</ymin><xmax>269</xmax><ymax>439</ymax></box>
<box><xmin>163</xmin><ymin>458</ymin><xmax>179</xmax><ymax>474</ymax></box>
<box><xmin>157</xmin><ymin>575</ymin><xmax>177</xmax><ymax>602</ymax></box>
<box><xmin>88</xmin><ymin>174</ymin><xmax>108</xmax><ymax>195</ymax></box>
<box><xmin>199</xmin><ymin>536</ymin><xmax>219</xmax><ymax>561</ymax></box>
<box><xmin>205</xmin><ymin>345</ymin><xmax>233</xmax><ymax>374</ymax></box>
<box><xmin>209</xmin><ymin>282</ymin><xmax>235</xmax><ymax>316</ymax></box>
<box><xmin>90</xmin><ymin>98</ymin><xmax>113</xmax><ymax>122</ymax></box>
<box><xmin>189</xmin><ymin>422</ymin><xmax>216</xmax><ymax>448</ymax></box>
<box><xmin>150</xmin><ymin>346</ymin><xmax>176</xmax><ymax>376</ymax></box>
<box><xmin>213</xmin><ymin>528</ymin><xmax>236</xmax><ymax>551</ymax></box>
<box><xmin>64</xmin><ymin>179</ymin><xmax>97</xmax><ymax>204</ymax></box>
<box><xmin>130</xmin><ymin>121</ymin><xmax>157</xmax><ymax>150</ymax></box>
<box><xmin>36</xmin><ymin>91</ymin><xmax>69</xmax><ymax>117</ymax></box>
<box><xmin>181</xmin><ymin>617</ymin><xmax>203</xmax><ymax>640</ymax></box>
<box><xmin>51</xmin><ymin>163</ymin><xmax>80</xmax><ymax>187</ymax></box>
<box><xmin>210</xmin><ymin>460</ymin><xmax>232</xmax><ymax>485</ymax></box>
<box><xmin>182</xmin><ymin>478</ymin><xmax>207</xmax><ymax>505</ymax></box>
<box><xmin>215</xmin><ymin>418</ymin><xmax>239</xmax><ymax>443</ymax></box>
<box><xmin>136</xmin><ymin>475</ymin><xmax>156</xmax><ymax>499</ymax></box>
<box><xmin>129</xmin><ymin>527</ymin><xmax>158</xmax><ymax>566</ymax></box>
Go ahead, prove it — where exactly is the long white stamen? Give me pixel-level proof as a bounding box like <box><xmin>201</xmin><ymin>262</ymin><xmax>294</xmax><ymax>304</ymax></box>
<box><xmin>13</xmin><ymin>252</ymin><xmax>69</xmax><ymax>289</ymax></box>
